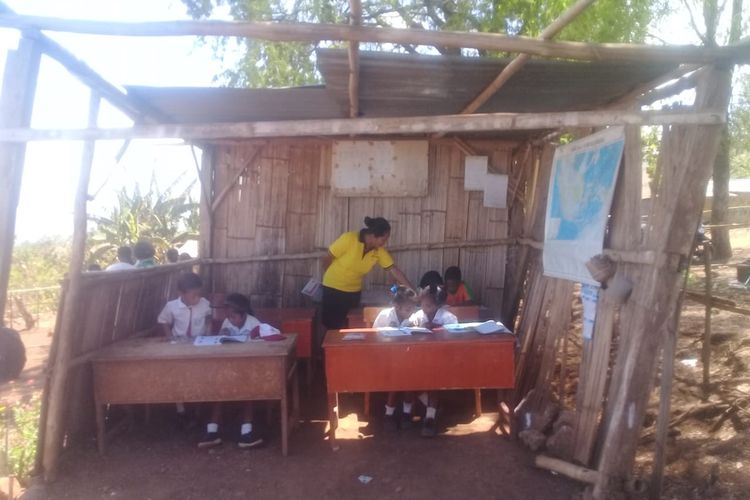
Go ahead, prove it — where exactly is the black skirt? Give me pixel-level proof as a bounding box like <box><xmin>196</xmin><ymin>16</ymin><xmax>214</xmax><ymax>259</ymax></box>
<box><xmin>321</xmin><ymin>286</ymin><xmax>361</xmax><ymax>330</ymax></box>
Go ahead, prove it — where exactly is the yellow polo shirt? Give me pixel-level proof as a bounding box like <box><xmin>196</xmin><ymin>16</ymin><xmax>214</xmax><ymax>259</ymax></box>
<box><xmin>323</xmin><ymin>231</ymin><xmax>394</xmax><ymax>292</ymax></box>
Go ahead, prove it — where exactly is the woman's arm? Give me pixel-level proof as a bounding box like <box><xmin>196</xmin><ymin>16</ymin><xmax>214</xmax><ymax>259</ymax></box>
<box><xmin>388</xmin><ymin>265</ymin><xmax>416</xmax><ymax>292</ymax></box>
<box><xmin>321</xmin><ymin>252</ymin><xmax>334</xmax><ymax>271</ymax></box>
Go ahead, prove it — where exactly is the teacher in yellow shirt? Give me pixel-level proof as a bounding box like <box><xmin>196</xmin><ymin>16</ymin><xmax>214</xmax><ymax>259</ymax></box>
<box><xmin>321</xmin><ymin>216</ymin><xmax>415</xmax><ymax>329</ymax></box>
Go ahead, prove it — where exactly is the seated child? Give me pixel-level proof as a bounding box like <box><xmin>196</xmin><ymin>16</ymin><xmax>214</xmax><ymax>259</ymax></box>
<box><xmin>418</xmin><ymin>270</ymin><xmax>443</xmax><ymax>291</ymax></box>
<box><xmin>407</xmin><ymin>284</ymin><xmax>458</xmax><ymax>330</ymax></box>
<box><xmin>373</xmin><ymin>285</ymin><xmax>416</xmax><ymax>328</ymax></box>
<box><xmin>406</xmin><ymin>284</ymin><xmax>458</xmax><ymax>437</ymax></box>
<box><xmin>444</xmin><ymin>266</ymin><xmax>474</xmax><ymax>306</ymax></box>
<box><xmin>157</xmin><ymin>272</ymin><xmax>212</xmax><ymax>422</ymax></box>
<box><xmin>157</xmin><ymin>272</ymin><xmax>212</xmax><ymax>338</ymax></box>
<box><xmin>199</xmin><ymin>292</ymin><xmax>264</xmax><ymax>449</ymax></box>
<box><xmin>372</xmin><ymin>286</ymin><xmax>417</xmax><ymax>431</ymax></box>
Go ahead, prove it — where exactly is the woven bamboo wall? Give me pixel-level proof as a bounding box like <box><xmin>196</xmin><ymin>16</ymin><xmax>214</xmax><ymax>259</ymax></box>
<box><xmin>209</xmin><ymin>138</ymin><xmax>520</xmax><ymax>313</ymax></box>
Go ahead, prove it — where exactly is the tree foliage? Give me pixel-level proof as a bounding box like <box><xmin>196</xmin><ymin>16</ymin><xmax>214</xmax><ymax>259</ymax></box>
<box><xmin>10</xmin><ymin>238</ymin><xmax>71</xmax><ymax>290</ymax></box>
<box><xmin>87</xmin><ymin>177</ymin><xmax>199</xmax><ymax>266</ymax></box>
<box><xmin>181</xmin><ymin>0</ymin><xmax>664</xmax><ymax>87</ymax></box>
<box><xmin>730</xmin><ymin>76</ymin><xmax>750</xmax><ymax>178</ymax></box>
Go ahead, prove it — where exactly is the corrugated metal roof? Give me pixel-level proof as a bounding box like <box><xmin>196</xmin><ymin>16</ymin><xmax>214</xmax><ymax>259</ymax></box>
<box><xmin>126</xmin><ymin>49</ymin><xmax>676</xmax><ymax>125</ymax></box>
<box><xmin>125</xmin><ymin>85</ymin><xmax>345</xmax><ymax>123</ymax></box>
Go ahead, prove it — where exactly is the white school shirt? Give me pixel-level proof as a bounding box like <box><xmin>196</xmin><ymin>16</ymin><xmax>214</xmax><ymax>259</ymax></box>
<box><xmin>407</xmin><ymin>308</ymin><xmax>458</xmax><ymax>328</ymax></box>
<box><xmin>106</xmin><ymin>262</ymin><xmax>135</xmax><ymax>271</ymax></box>
<box><xmin>372</xmin><ymin>307</ymin><xmax>409</xmax><ymax>328</ymax></box>
<box><xmin>219</xmin><ymin>314</ymin><xmax>261</xmax><ymax>336</ymax></box>
<box><xmin>157</xmin><ymin>297</ymin><xmax>211</xmax><ymax>337</ymax></box>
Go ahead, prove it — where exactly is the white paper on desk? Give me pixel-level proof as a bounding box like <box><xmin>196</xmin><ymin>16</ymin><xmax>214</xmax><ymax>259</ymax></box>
<box><xmin>581</xmin><ymin>283</ymin><xmax>599</xmax><ymax>340</ymax></box>
<box><xmin>342</xmin><ymin>333</ymin><xmax>366</xmax><ymax>341</ymax></box>
<box><xmin>475</xmin><ymin>320</ymin><xmax>511</xmax><ymax>334</ymax></box>
<box><xmin>193</xmin><ymin>335</ymin><xmax>248</xmax><ymax>346</ymax></box>
<box><xmin>377</xmin><ymin>327</ymin><xmax>412</xmax><ymax>337</ymax></box>
<box><xmin>400</xmin><ymin>326</ymin><xmax>432</xmax><ymax>334</ymax></box>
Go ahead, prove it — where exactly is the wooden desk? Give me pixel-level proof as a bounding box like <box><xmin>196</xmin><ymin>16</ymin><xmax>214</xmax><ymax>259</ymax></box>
<box><xmin>92</xmin><ymin>335</ymin><xmax>299</xmax><ymax>455</ymax></box>
<box><xmin>322</xmin><ymin>329</ymin><xmax>514</xmax><ymax>449</ymax></box>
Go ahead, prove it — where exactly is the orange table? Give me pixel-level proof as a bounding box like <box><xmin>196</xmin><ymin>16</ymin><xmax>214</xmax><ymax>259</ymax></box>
<box><xmin>92</xmin><ymin>335</ymin><xmax>299</xmax><ymax>455</ymax></box>
<box><xmin>322</xmin><ymin>328</ymin><xmax>515</xmax><ymax>449</ymax></box>
<box><xmin>256</xmin><ymin>307</ymin><xmax>316</xmax><ymax>383</ymax></box>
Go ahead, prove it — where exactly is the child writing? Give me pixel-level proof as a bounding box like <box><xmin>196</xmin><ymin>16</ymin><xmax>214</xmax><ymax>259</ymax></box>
<box><xmin>372</xmin><ymin>286</ymin><xmax>418</xmax><ymax>431</ymax></box>
<box><xmin>199</xmin><ymin>293</ymin><xmax>264</xmax><ymax>449</ymax></box>
<box><xmin>406</xmin><ymin>284</ymin><xmax>458</xmax><ymax>437</ymax></box>
<box><xmin>444</xmin><ymin>266</ymin><xmax>474</xmax><ymax>306</ymax></box>
<box><xmin>157</xmin><ymin>272</ymin><xmax>212</xmax><ymax>338</ymax></box>
<box><xmin>157</xmin><ymin>272</ymin><xmax>212</xmax><ymax>422</ymax></box>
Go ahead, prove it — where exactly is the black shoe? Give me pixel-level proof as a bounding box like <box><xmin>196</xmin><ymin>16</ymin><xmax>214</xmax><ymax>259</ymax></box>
<box><xmin>400</xmin><ymin>413</ymin><xmax>414</xmax><ymax>430</ymax></box>
<box><xmin>238</xmin><ymin>431</ymin><xmax>264</xmax><ymax>449</ymax></box>
<box><xmin>198</xmin><ymin>432</ymin><xmax>222</xmax><ymax>448</ymax></box>
<box><xmin>384</xmin><ymin>413</ymin><xmax>398</xmax><ymax>432</ymax></box>
<box><xmin>421</xmin><ymin>418</ymin><xmax>437</xmax><ymax>438</ymax></box>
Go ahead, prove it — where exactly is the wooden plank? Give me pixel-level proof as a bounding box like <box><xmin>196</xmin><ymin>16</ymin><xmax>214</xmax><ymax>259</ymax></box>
<box><xmin>0</xmin><ymin>37</ymin><xmax>40</xmax><ymax>323</ymax></box>
<box><xmin>0</xmin><ymin>110</ymin><xmax>726</xmax><ymax>142</ymax></box>
<box><xmin>4</xmin><ymin>14</ymin><xmax>747</xmax><ymax>64</ymax></box>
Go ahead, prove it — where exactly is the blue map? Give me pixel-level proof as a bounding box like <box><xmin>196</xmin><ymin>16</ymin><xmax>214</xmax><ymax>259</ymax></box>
<box><xmin>547</xmin><ymin>141</ymin><xmax>624</xmax><ymax>241</ymax></box>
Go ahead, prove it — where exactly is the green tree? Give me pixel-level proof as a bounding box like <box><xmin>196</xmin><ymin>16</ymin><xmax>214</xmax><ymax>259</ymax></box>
<box><xmin>181</xmin><ymin>0</ymin><xmax>664</xmax><ymax>87</ymax></box>
<box><xmin>9</xmin><ymin>238</ymin><xmax>71</xmax><ymax>290</ymax></box>
<box><xmin>730</xmin><ymin>75</ymin><xmax>750</xmax><ymax>178</ymax></box>
<box><xmin>87</xmin><ymin>177</ymin><xmax>199</xmax><ymax>266</ymax></box>
<box><xmin>681</xmin><ymin>0</ymin><xmax>746</xmax><ymax>261</ymax></box>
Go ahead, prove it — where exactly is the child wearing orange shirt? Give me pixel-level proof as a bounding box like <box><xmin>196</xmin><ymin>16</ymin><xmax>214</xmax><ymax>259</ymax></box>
<box><xmin>444</xmin><ymin>266</ymin><xmax>474</xmax><ymax>307</ymax></box>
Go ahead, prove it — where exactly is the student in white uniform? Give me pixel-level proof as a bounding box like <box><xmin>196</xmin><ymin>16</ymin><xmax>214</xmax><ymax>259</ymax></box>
<box><xmin>406</xmin><ymin>284</ymin><xmax>458</xmax><ymax>438</ymax></box>
<box><xmin>199</xmin><ymin>293</ymin><xmax>265</xmax><ymax>450</ymax></box>
<box><xmin>372</xmin><ymin>286</ymin><xmax>417</xmax><ymax>432</ymax></box>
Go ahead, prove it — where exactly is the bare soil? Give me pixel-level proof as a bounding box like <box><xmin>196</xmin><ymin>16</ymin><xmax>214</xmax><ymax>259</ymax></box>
<box><xmin>4</xmin><ymin>230</ymin><xmax>750</xmax><ymax>500</ymax></box>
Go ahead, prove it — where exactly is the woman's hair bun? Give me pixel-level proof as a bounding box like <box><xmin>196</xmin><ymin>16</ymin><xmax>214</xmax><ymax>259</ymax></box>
<box><xmin>364</xmin><ymin>216</ymin><xmax>373</xmax><ymax>227</ymax></box>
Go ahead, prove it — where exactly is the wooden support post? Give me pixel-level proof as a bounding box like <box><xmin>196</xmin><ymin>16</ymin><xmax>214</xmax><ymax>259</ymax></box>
<box><xmin>1</xmin><ymin>13</ymin><xmax>748</xmax><ymax>64</ymax></box>
<box><xmin>41</xmin><ymin>90</ymin><xmax>101</xmax><ymax>480</ymax></box>
<box><xmin>591</xmin><ymin>66</ymin><xmax>732</xmax><ymax>500</ymax></box>
<box><xmin>347</xmin><ymin>0</ymin><xmax>361</xmax><ymax>118</ymax></box>
<box><xmin>0</xmin><ymin>37</ymin><xmax>40</xmax><ymax>326</ymax></box>
<box><xmin>0</xmin><ymin>110</ymin><xmax>726</xmax><ymax>143</ymax></box>
<box><xmin>702</xmin><ymin>242</ymin><xmax>713</xmax><ymax>391</ymax></box>
<box><xmin>573</xmin><ymin>125</ymin><xmax>643</xmax><ymax>466</ymax></box>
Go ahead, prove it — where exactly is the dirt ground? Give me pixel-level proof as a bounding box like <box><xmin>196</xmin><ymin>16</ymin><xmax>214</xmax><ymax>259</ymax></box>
<box><xmin>4</xmin><ymin>230</ymin><xmax>750</xmax><ymax>500</ymax></box>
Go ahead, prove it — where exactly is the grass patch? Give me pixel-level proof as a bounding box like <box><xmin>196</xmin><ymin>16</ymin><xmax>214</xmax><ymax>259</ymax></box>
<box><xmin>1</xmin><ymin>396</ymin><xmax>41</xmax><ymax>484</ymax></box>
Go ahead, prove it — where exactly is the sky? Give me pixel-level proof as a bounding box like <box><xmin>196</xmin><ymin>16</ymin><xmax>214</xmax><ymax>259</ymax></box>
<box><xmin>0</xmin><ymin>0</ymin><xmax>747</xmax><ymax>244</ymax></box>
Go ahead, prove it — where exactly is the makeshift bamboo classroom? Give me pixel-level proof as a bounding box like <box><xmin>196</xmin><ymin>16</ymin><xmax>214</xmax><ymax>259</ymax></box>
<box><xmin>0</xmin><ymin>2</ymin><xmax>740</xmax><ymax>497</ymax></box>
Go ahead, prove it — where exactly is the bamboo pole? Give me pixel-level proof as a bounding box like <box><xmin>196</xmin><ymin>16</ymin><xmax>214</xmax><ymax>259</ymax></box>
<box><xmin>210</xmin><ymin>145</ymin><xmax>263</xmax><ymax>213</ymax></box>
<box><xmin>0</xmin><ymin>14</ymin><xmax>747</xmax><ymax>64</ymax></box>
<box><xmin>0</xmin><ymin>37</ymin><xmax>40</xmax><ymax>327</ymax></box>
<box><xmin>702</xmin><ymin>245</ymin><xmax>713</xmax><ymax>390</ymax></box>
<box><xmin>347</xmin><ymin>0</ymin><xmax>361</xmax><ymax>118</ymax></box>
<box><xmin>536</xmin><ymin>455</ymin><xmax>600</xmax><ymax>484</ymax></box>
<box><xmin>460</xmin><ymin>0</ymin><xmax>595</xmax><ymax>115</ymax></box>
<box><xmin>0</xmin><ymin>110</ymin><xmax>725</xmax><ymax>143</ymax></box>
<box><xmin>41</xmin><ymin>90</ymin><xmax>100</xmax><ymax>480</ymax></box>
<box><xmin>592</xmin><ymin>66</ymin><xmax>732</xmax><ymax>500</ymax></box>
<box><xmin>0</xmin><ymin>4</ymin><xmax>161</xmax><ymax>123</ymax></box>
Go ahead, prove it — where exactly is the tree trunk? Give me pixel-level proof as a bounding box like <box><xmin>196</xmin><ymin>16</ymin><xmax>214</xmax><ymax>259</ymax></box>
<box><xmin>711</xmin><ymin>124</ymin><xmax>732</xmax><ymax>261</ymax></box>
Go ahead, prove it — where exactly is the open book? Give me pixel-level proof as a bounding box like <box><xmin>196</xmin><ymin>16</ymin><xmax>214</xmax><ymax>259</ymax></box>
<box><xmin>193</xmin><ymin>334</ymin><xmax>249</xmax><ymax>346</ymax></box>
<box><xmin>442</xmin><ymin>321</ymin><xmax>512</xmax><ymax>335</ymax></box>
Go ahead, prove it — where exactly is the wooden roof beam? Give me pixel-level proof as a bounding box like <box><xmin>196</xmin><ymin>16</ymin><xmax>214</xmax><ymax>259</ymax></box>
<box><xmin>0</xmin><ymin>14</ymin><xmax>748</xmax><ymax>64</ymax></box>
<box><xmin>348</xmin><ymin>0</ymin><xmax>361</xmax><ymax>118</ymax></box>
<box><xmin>0</xmin><ymin>109</ymin><xmax>725</xmax><ymax>143</ymax></box>
<box><xmin>0</xmin><ymin>2</ymin><xmax>165</xmax><ymax>123</ymax></box>
<box><xmin>460</xmin><ymin>0</ymin><xmax>595</xmax><ymax>115</ymax></box>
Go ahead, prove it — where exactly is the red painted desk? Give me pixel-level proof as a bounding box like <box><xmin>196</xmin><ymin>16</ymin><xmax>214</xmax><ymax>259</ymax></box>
<box><xmin>322</xmin><ymin>329</ymin><xmax>515</xmax><ymax>449</ymax></box>
<box><xmin>92</xmin><ymin>335</ymin><xmax>299</xmax><ymax>455</ymax></box>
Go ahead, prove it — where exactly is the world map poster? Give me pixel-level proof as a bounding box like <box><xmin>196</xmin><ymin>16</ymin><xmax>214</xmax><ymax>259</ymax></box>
<box><xmin>543</xmin><ymin>126</ymin><xmax>625</xmax><ymax>285</ymax></box>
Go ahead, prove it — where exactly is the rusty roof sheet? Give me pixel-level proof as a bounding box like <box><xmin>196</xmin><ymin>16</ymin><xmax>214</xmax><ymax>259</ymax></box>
<box><xmin>126</xmin><ymin>49</ymin><xmax>676</xmax><ymax>125</ymax></box>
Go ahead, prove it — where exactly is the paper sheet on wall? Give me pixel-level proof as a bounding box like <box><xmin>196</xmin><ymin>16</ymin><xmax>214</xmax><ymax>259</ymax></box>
<box><xmin>464</xmin><ymin>156</ymin><xmax>488</xmax><ymax>190</ymax></box>
<box><xmin>543</xmin><ymin>127</ymin><xmax>625</xmax><ymax>285</ymax></box>
<box><xmin>581</xmin><ymin>284</ymin><xmax>599</xmax><ymax>340</ymax></box>
<box><xmin>483</xmin><ymin>173</ymin><xmax>508</xmax><ymax>208</ymax></box>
